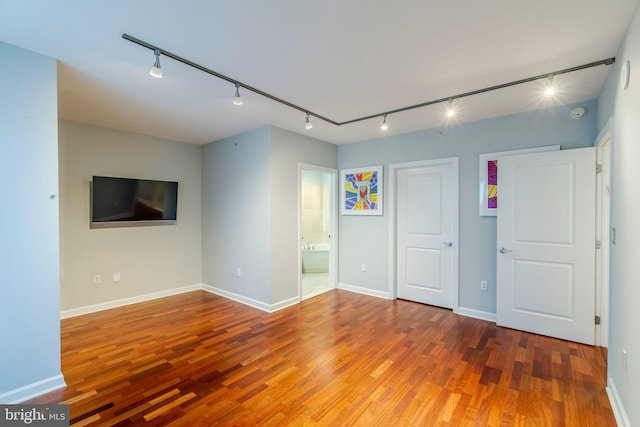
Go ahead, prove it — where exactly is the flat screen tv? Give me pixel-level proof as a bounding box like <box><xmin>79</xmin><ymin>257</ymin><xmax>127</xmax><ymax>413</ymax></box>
<box><xmin>91</xmin><ymin>176</ymin><xmax>178</xmax><ymax>228</ymax></box>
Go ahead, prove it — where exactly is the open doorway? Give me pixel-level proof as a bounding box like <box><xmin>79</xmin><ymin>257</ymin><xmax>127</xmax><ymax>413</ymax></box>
<box><xmin>299</xmin><ymin>164</ymin><xmax>337</xmax><ymax>300</ymax></box>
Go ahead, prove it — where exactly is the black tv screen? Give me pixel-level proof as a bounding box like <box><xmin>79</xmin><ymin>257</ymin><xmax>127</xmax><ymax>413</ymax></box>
<box><xmin>91</xmin><ymin>176</ymin><xmax>178</xmax><ymax>228</ymax></box>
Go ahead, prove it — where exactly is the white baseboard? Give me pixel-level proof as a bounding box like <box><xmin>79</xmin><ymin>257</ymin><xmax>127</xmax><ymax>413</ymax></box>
<box><xmin>457</xmin><ymin>306</ymin><xmax>497</xmax><ymax>323</ymax></box>
<box><xmin>337</xmin><ymin>282</ymin><xmax>391</xmax><ymax>300</ymax></box>
<box><xmin>58</xmin><ymin>284</ymin><xmax>496</xmax><ymax>326</ymax></box>
<box><xmin>0</xmin><ymin>374</ymin><xmax>66</xmax><ymax>404</ymax></box>
<box><xmin>202</xmin><ymin>285</ymin><xmax>300</xmax><ymax>313</ymax></box>
<box><xmin>61</xmin><ymin>283</ymin><xmax>303</xmax><ymax>319</ymax></box>
<box><xmin>270</xmin><ymin>296</ymin><xmax>300</xmax><ymax>312</ymax></box>
<box><xmin>607</xmin><ymin>377</ymin><xmax>631</xmax><ymax>427</ymax></box>
<box><xmin>201</xmin><ymin>285</ymin><xmax>273</xmax><ymax>312</ymax></box>
<box><xmin>60</xmin><ymin>284</ymin><xmax>202</xmax><ymax>319</ymax></box>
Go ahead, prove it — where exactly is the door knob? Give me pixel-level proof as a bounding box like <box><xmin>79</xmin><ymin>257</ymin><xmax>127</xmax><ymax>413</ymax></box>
<box><xmin>443</xmin><ymin>241</ymin><xmax>453</xmax><ymax>247</ymax></box>
<box><xmin>498</xmin><ymin>247</ymin><xmax>512</xmax><ymax>253</ymax></box>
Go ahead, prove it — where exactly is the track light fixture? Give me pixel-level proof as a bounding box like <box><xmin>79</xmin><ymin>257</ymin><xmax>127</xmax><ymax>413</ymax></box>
<box><xmin>149</xmin><ymin>49</ymin><xmax>162</xmax><ymax>79</ymax></box>
<box><xmin>233</xmin><ymin>83</ymin><xmax>243</xmax><ymax>106</ymax></box>
<box><xmin>305</xmin><ymin>113</ymin><xmax>313</xmax><ymax>130</ymax></box>
<box><xmin>544</xmin><ymin>75</ymin><xmax>556</xmax><ymax>97</ymax></box>
<box><xmin>123</xmin><ymin>34</ymin><xmax>614</xmax><ymax>131</ymax></box>
<box><xmin>380</xmin><ymin>114</ymin><xmax>389</xmax><ymax>131</ymax></box>
<box><xmin>446</xmin><ymin>98</ymin><xmax>456</xmax><ymax>118</ymax></box>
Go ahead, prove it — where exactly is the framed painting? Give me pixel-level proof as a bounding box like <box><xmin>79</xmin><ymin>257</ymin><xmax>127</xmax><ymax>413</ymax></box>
<box><xmin>341</xmin><ymin>165</ymin><xmax>383</xmax><ymax>216</ymax></box>
<box><xmin>479</xmin><ymin>145</ymin><xmax>560</xmax><ymax>216</ymax></box>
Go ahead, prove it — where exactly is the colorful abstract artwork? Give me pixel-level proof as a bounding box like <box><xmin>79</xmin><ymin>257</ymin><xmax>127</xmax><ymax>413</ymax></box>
<box><xmin>341</xmin><ymin>166</ymin><xmax>383</xmax><ymax>215</ymax></box>
<box><xmin>487</xmin><ymin>159</ymin><xmax>498</xmax><ymax>209</ymax></box>
<box><xmin>478</xmin><ymin>145</ymin><xmax>560</xmax><ymax>216</ymax></box>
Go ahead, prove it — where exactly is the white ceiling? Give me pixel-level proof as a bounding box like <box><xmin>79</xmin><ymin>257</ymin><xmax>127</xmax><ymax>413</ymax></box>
<box><xmin>1</xmin><ymin>1</ymin><xmax>637</xmax><ymax>145</ymax></box>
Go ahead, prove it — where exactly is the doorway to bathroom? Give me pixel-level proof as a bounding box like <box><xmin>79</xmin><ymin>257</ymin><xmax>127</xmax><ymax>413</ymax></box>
<box><xmin>299</xmin><ymin>164</ymin><xmax>337</xmax><ymax>301</ymax></box>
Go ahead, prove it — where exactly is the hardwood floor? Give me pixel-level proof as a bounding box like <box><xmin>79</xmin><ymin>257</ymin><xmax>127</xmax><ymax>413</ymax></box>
<box><xmin>29</xmin><ymin>290</ymin><xmax>614</xmax><ymax>426</ymax></box>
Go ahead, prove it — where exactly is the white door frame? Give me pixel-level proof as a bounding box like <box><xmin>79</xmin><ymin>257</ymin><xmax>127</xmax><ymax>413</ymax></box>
<box><xmin>388</xmin><ymin>157</ymin><xmax>459</xmax><ymax>313</ymax></box>
<box><xmin>595</xmin><ymin>118</ymin><xmax>612</xmax><ymax>348</ymax></box>
<box><xmin>298</xmin><ymin>163</ymin><xmax>338</xmax><ymax>301</ymax></box>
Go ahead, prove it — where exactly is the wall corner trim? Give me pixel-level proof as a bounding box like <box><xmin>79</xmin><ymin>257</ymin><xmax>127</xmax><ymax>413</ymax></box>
<box><xmin>0</xmin><ymin>374</ymin><xmax>66</xmax><ymax>404</ymax></box>
<box><xmin>607</xmin><ymin>377</ymin><xmax>631</xmax><ymax>427</ymax></box>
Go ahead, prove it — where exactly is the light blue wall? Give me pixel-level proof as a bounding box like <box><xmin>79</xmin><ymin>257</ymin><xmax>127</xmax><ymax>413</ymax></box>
<box><xmin>338</xmin><ymin>101</ymin><xmax>597</xmax><ymax>315</ymax></box>
<box><xmin>202</xmin><ymin>127</ymin><xmax>272</xmax><ymax>304</ymax></box>
<box><xmin>0</xmin><ymin>42</ymin><xmax>64</xmax><ymax>402</ymax></box>
<box><xmin>597</xmin><ymin>4</ymin><xmax>640</xmax><ymax>424</ymax></box>
<box><xmin>202</xmin><ymin>126</ymin><xmax>337</xmax><ymax>307</ymax></box>
<box><xmin>270</xmin><ymin>127</ymin><xmax>337</xmax><ymax>303</ymax></box>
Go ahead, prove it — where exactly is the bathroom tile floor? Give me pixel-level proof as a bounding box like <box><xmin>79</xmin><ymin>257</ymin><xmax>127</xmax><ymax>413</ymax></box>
<box><xmin>301</xmin><ymin>272</ymin><xmax>331</xmax><ymax>300</ymax></box>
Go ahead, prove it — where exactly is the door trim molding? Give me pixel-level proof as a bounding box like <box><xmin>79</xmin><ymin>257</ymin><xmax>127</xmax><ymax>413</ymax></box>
<box><xmin>595</xmin><ymin>117</ymin><xmax>612</xmax><ymax>348</ymax></box>
<box><xmin>388</xmin><ymin>157</ymin><xmax>459</xmax><ymax>313</ymax></box>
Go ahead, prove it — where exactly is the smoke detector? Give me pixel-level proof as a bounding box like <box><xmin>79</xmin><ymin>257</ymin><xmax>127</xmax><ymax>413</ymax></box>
<box><xmin>570</xmin><ymin>107</ymin><xmax>587</xmax><ymax>120</ymax></box>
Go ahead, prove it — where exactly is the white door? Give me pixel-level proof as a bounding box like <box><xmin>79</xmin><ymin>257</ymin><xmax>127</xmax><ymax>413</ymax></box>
<box><xmin>497</xmin><ymin>147</ymin><xmax>596</xmax><ymax>345</ymax></box>
<box><xmin>397</xmin><ymin>159</ymin><xmax>457</xmax><ymax>309</ymax></box>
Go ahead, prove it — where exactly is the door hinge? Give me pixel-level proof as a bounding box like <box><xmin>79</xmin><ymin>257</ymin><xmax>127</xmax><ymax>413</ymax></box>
<box><xmin>596</xmin><ymin>240</ymin><xmax>601</xmax><ymax>249</ymax></box>
<box><xmin>596</xmin><ymin>164</ymin><xmax>603</xmax><ymax>174</ymax></box>
<box><xmin>595</xmin><ymin>315</ymin><xmax>601</xmax><ymax>325</ymax></box>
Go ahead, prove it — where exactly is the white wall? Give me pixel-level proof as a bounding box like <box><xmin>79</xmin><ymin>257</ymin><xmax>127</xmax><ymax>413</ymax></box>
<box><xmin>0</xmin><ymin>42</ymin><xmax>64</xmax><ymax>402</ymax></box>
<box><xmin>597</xmin><ymin>3</ymin><xmax>640</xmax><ymax>424</ymax></box>
<box><xmin>58</xmin><ymin>121</ymin><xmax>202</xmax><ymax>312</ymax></box>
<box><xmin>338</xmin><ymin>101</ymin><xmax>597</xmax><ymax>316</ymax></box>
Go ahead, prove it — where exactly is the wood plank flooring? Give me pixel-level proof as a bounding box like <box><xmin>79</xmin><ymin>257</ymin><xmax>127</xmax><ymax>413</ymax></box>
<box><xmin>29</xmin><ymin>290</ymin><xmax>614</xmax><ymax>426</ymax></box>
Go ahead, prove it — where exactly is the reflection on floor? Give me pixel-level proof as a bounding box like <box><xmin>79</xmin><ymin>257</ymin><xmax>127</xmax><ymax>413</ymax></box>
<box><xmin>301</xmin><ymin>273</ymin><xmax>332</xmax><ymax>300</ymax></box>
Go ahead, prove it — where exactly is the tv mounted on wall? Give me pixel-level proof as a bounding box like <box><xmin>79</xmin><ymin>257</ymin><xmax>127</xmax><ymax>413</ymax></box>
<box><xmin>90</xmin><ymin>176</ymin><xmax>179</xmax><ymax>229</ymax></box>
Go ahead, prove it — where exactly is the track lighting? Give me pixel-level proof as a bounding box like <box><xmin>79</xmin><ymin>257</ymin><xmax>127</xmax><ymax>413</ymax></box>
<box><xmin>544</xmin><ymin>75</ymin><xmax>556</xmax><ymax>97</ymax></box>
<box><xmin>305</xmin><ymin>113</ymin><xmax>313</xmax><ymax>130</ymax></box>
<box><xmin>233</xmin><ymin>83</ymin><xmax>243</xmax><ymax>106</ymax></box>
<box><xmin>124</xmin><ymin>34</ymin><xmax>614</xmax><ymax>129</ymax></box>
<box><xmin>446</xmin><ymin>98</ymin><xmax>456</xmax><ymax>118</ymax></box>
<box><xmin>149</xmin><ymin>49</ymin><xmax>162</xmax><ymax>79</ymax></box>
<box><xmin>380</xmin><ymin>114</ymin><xmax>389</xmax><ymax>131</ymax></box>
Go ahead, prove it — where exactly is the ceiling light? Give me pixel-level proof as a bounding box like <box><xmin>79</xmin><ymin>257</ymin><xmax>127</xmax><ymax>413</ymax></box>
<box><xmin>544</xmin><ymin>75</ymin><xmax>556</xmax><ymax>97</ymax></box>
<box><xmin>233</xmin><ymin>83</ymin><xmax>243</xmax><ymax>106</ymax></box>
<box><xmin>305</xmin><ymin>113</ymin><xmax>313</xmax><ymax>130</ymax></box>
<box><xmin>149</xmin><ymin>49</ymin><xmax>162</xmax><ymax>78</ymax></box>
<box><xmin>446</xmin><ymin>98</ymin><xmax>456</xmax><ymax>118</ymax></box>
<box><xmin>380</xmin><ymin>114</ymin><xmax>389</xmax><ymax>131</ymax></box>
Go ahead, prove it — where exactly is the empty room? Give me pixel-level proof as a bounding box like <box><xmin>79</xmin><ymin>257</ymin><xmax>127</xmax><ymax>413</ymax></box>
<box><xmin>1</xmin><ymin>1</ymin><xmax>639</xmax><ymax>425</ymax></box>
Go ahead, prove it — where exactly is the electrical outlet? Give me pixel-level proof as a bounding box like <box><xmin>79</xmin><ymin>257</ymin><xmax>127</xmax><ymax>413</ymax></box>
<box><xmin>360</xmin><ymin>264</ymin><xmax>366</xmax><ymax>272</ymax></box>
<box><xmin>623</xmin><ymin>349</ymin><xmax>628</xmax><ymax>372</ymax></box>
<box><xmin>93</xmin><ymin>275</ymin><xmax>101</xmax><ymax>285</ymax></box>
<box><xmin>113</xmin><ymin>272</ymin><xmax>121</xmax><ymax>282</ymax></box>
<box><xmin>236</xmin><ymin>268</ymin><xmax>242</xmax><ymax>277</ymax></box>
<box><xmin>480</xmin><ymin>280</ymin><xmax>488</xmax><ymax>291</ymax></box>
